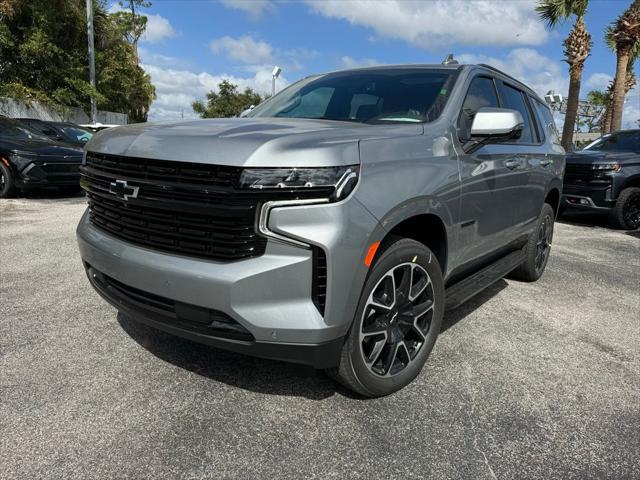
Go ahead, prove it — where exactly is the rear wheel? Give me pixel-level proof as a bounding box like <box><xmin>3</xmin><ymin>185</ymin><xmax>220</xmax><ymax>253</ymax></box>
<box><xmin>0</xmin><ymin>162</ymin><xmax>17</xmax><ymax>199</ymax></box>
<box><xmin>511</xmin><ymin>203</ymin><xmax>555</xmax><ymax>282</ymax></box>
<box><xmin>609</xmin><ymin>187</ymin><xmax>640</xmax><ymax>230</ymax></box>
<box><xmin>328</xmin><ymin>238</ymin><xmax>444</xmax><ymax>397</ymax></box>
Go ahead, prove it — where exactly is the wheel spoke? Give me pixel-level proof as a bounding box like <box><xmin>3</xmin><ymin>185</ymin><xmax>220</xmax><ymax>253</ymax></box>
<box><xmin>370</xmin><ymin>273</ymin><xmax>395</xmax><ymax>310</ymax></box>
<box><xmin>409</xmin><ymin>298</ymin><xmax>434</xmax><ymax>318</ymax></box>
<box><xmin>383</xmin><ymin>342</ymin><xmax>401</xmax><ymax>375</ymax></box>
<box><xmin>409</xmin><ymin>265</ymin><xmax>430</xmax><ymax>301</ymax></box>
<box><xmin>364</xmin><ymin>335</ymin><xmax>387</xmax><ymax>365</ymax></box>
<box><xmin>395</xmin><ymin>264</ymin><xmax>412</xmax><ymax>303</ymax></box>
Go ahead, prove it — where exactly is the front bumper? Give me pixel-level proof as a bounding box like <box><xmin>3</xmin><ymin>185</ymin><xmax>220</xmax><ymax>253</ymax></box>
<box><xmin>562</xmin><ymin>183</ymin><xmax>614</xmax><ymax>211</ymax></box>
<box><xmin>77</xmin><ymin>196</ymin><xmax>379</xmax><ymax>367</ymax></box>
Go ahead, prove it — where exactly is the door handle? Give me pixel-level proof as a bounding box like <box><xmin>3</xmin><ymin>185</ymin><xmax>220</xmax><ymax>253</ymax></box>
<box><xmin>505</xmin><ymin>159</ymin><xmax>520</xmax><ymax>169</ymax></box>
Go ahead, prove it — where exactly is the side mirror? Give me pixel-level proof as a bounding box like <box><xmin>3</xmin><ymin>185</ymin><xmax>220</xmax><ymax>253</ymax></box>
<box><xmin>464</xmin><ymin>107</ymin><xmax>524</xmax><ymax>153</ymax></box>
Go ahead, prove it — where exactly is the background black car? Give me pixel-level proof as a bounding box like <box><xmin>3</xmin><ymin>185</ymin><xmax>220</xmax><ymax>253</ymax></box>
<box><xmin>562</xmin><ymin>129</ymin><xmax>640</xmax><ymax>230</ymax></box>
<box><xmin>17</xmin><ymin>118</ymin><xmax>93</xmax><ymax>147</ymax></box>
<box><xmin>0</xmin><ymin>116</ymin><xmax>84</xmax><ymax>198</ymax></box>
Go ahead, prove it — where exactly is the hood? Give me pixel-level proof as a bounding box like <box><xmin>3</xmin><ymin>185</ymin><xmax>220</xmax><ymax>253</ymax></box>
<box><xmin>0</xmin><ymin>137</ymin><xmax>83</xmax><ymax>159</ymax></box>
<box><xmin>566</xmin><ymin>149</ymin><xmax>638</xmax><ymax>165</ymax></box>
<box><xmin>86</xmin><ymin>117</ymin><xmax>422</xmax><ymax>167</ymax></box>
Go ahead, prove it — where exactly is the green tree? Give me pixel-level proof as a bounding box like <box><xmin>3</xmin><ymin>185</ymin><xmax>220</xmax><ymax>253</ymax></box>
<box><xmin>192</xmin><ymin>80</ymin><xmax>263</xmax><ymax>118</ymax></box>
<box><xmin>115</xmin><ymin>0</ymin><xmax>151</xmax><ymax>63</ymax></box>
<box><xmin>606</xmin><ymin>0</ymin><xmax>640</xmax><ymax>132</ymax></box>
<box><xmin>0</xmin><ymin>0</ymin><xmax>155</xmax><ymax>122</ymax></box>
<box><xmin>537</xmin><ymin>0</ymin><xmax>592</xmax><ymax>151</ymax></box>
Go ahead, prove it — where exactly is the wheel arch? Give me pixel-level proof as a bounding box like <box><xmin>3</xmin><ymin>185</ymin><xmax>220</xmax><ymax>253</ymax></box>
<box><xmin>545</xmin><ymin>187</ymin><xmax>561</xmax><ymax>217</ymax></box>
<box><xmin>375</xmin><ymin>213</ymin><xmax>449</xmax><ymax>275</ymax></box>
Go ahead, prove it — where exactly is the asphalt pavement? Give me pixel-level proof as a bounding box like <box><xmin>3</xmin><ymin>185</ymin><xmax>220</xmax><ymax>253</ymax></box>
<box><xmin>1</xmin><ymin>194</ymin><xmax>639</xmax><ymax>479</ymax></box>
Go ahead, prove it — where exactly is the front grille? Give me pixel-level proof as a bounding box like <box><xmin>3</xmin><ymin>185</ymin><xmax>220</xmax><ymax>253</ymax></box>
<box><xmin>87</xmin><ymin>265</ymin><xmax>254</xmax><ymax>342</ymax></box>
<box><xmin>564</xmin><ymin>164</ymin><xmax>606</xmax><ymax>184</ymax></box>
<box><xmin>81</xmin><ymin>152</ymin><xmax>266</xmax><ymax>261</ymax></box>
<box><xmin>312</xmin><ymin>247</ymin><xmax>327</xmax><ymax>316</ymax></box>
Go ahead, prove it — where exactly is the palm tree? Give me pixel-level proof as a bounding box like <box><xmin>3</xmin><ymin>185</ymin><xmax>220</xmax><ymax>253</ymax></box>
<box><xmin>601</xmin><ymin>40</ymin><xmax>638</xmax><ymax>133</ymax></box>
<box><xmin>608</xmin><ymin>1</ymin><xmax>640</xmax><ymax>132</ymax></box>
<box><xmin>537</xmin><ymin>0</ymin><xmax>592</xmax><ymax>151</ymax></box>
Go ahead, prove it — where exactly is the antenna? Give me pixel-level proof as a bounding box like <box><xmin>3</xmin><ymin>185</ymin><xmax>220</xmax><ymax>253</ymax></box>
<box><xmin>441</xmin><ymin>54</ymin><xmax>458</xmax><ymax>65</ymax></box>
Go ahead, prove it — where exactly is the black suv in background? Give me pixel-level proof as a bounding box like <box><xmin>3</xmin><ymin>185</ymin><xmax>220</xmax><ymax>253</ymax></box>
<box><xmin>0</xmin><ymin>116</ymin><xmax>84</xmax><ymax>198</ymax></box>
<box><xmin>17</xmin><ymin>118</ymin><xmax>93</xmax><ymax>147</ymax></box>
<box><xmin>562</xmin><ymin>129</ymin><xmax>640</xmax><ymax>230</ymax></box>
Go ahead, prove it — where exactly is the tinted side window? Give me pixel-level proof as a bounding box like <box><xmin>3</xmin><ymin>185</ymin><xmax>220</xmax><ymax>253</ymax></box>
<box><xmin>458</xmin><ymin>76</ymin><xmax>499</xmax><ymax>138</ymax></box>
<box><xmin>496</xmin><ymin>82</ymin><xmax>533</xmax><ymax>144</ymax></box>
<box><xmin>532</xmin><ymin>97</ymin><xmax>560</xmax><ymax>144</ymax></box>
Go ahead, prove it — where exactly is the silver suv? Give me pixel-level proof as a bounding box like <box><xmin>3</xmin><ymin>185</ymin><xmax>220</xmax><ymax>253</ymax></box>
<box><xmin>77</xmin><ymin>64</ymin><xmax>565</xmax><ymax>397</ymax></box>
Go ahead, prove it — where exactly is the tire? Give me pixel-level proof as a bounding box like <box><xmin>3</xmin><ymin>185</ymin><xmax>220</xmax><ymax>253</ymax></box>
<box><xmin>0</xmin><ymin>162</ymin><xmax>17</xmax><ymax>199</ymax></box>
<box><xmin>327</xmin><ymin>238</ymin><xmax>444</xmax><ymax>397</ymax></box>
<box><xmin>608</xmin><ymin>187</ymin><xmax>640</xmax><ymax>230</ymax></box>
<box><xmin>510</xmin><ymin>203</ymin><xmax>555</xmax><ymax>282</ymax></box>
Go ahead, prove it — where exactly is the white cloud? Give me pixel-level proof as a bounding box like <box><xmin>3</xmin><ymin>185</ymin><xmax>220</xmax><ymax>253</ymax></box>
<box><xmin>142</xmin><ymin>13</ymin><xmax>177</xmax><ymax>43</ymax></box>
<box><xmin>584</xmin><ymin>73</ymin><xmax>613</xmax><ymax>91</ymax></box>
<box><xmin>305</xmin><ymin>0</ymin><xmax>548</xmax><ymax>48</ymax></box>
<box><xmin>210</xmin><ymin>35</ymin><xmax>273</xmax><ymax>64</ymax></box>
<box><xmin>142</xmin><ymin>63</ymin><xmax>288</xmax><ymax>122</ymax></box>
<box><xmin>622</xmin><ymin>86</ymin><xmax>640</xmax><ymax>129</ymax></box>
<box><xmin>340</xmin><ymin>56</ymin><xmax>379</xmax><ymax>69</ymax></box>
<box><xmin>219</xmin><ymin>0</ymin><xmax>274</xmax><ymax>20</ymax></box>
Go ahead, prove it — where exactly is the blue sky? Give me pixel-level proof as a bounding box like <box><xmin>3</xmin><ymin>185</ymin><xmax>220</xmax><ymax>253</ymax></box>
<box><xmin>123</xmin><ymin>0</ymin><xmax>639</xmax><ymax>126</ymax></box>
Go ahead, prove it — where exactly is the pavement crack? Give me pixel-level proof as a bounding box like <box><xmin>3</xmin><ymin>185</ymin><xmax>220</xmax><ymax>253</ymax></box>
<box><xmin>466</xmin><ymin>400</ymin><xmax>498</xmax><ymax>480</ymax></box>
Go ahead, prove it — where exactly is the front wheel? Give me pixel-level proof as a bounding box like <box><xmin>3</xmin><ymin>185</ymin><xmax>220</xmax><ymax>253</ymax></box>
<box><xmin>609</xmin><ymin>187</ymin><xmax>640</xmax><ymax>230</ymax></box>
<box><xmin>0</xmin><ymin>162</ymin><xmax>17</xmax><ymax>199</ymax></box>
<box><xmin>327</xmin><ymin>238</ymin><xmax>444</xmax><ymax>397</ymax></box>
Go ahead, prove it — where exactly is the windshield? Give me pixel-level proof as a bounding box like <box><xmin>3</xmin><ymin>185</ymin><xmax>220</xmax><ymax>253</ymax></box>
<box><xmin>248</xmin><ymin>68</ymin><xmax>459</xmax><ymax>124</ymax></box>
<box><xmin>0</xmin><ymin>117</ymin><xmax>51</xmax><ymax>141</ymax></box>
<box><xmin>583</xmin><ymin>130</ymin><xmax>640</xmax><ymax>153</ymax></box>
<box><xmin>58</xmin><ymin>124</ymin><xmax>93</xmax><ymax>143</ymax></box>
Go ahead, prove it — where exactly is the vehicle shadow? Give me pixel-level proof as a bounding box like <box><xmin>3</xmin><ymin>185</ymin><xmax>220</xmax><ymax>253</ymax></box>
<box><xmin>557</xmin><ymin>210</ymin><xmax>610</xmax><ymax>228</ymax></box>
<box><xmin>441</xmin><ymin>279</ymin><xmax>508</xmax><ymax>333</ymax></box>
<box><xmin>117</xmin><ymin>280</ymin><xmax>508</xmax><ymax>400</ymax></box>
<box><xmin>19</xmin><ymin>187</ymin><xmax>85</xmax><ymax>200</ymax></box>
<box><xmin>116</xmin><ymin>312</ymin><xmax>352</xmax><ymax>400</ymax></box>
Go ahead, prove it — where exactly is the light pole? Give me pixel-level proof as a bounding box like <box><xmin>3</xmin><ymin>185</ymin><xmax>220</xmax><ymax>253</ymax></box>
<box><xmin>271</xmin><ymin>66</ymin><xmax>282</xmax><ymax>97</ymax></box>
<box><xmin>86</xmin><ymin>0</ymin><xmax>97</xmax><ymax>124</ymax></box>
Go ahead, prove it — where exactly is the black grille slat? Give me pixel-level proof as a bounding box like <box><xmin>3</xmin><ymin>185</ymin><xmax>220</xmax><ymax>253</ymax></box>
<box><xmin>82</xmin><ymin>152</ymin><xmax>266</xmax><ymax>261</ymax></box>
<box><xmin>312</xmin><ymin>247</ymin><xmax>328</xmax><ymax>316</ymax></box>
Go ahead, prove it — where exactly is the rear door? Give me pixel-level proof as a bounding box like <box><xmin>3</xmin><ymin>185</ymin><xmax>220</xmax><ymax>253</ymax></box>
<box><xmin>457</xmin><ymin>75</ymin><xmax>521</xmax><ymax>266</ymax></box>
<box><xmin>494</xmin><ymin>81</ymin><xmax>547</xmax><ymax>233</ymax></box>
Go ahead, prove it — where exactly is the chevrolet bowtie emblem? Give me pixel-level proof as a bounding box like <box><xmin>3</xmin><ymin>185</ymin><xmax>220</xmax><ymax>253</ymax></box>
<box><xmin>109</xmin><ymin>180</ymin><xmax>139</xmax><ymax>201</ymax></box>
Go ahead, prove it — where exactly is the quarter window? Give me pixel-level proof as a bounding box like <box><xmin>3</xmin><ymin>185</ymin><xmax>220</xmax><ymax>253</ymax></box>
<box><xmin>531</xmin><ymin>97</ymin><xmax>560</xmax><ymax>144</ymax></box>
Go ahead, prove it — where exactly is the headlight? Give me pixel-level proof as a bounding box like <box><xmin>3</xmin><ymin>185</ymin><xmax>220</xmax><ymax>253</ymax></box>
<box><xmin>8</xmin><ymin>151</ymin><xmax>37</xmax><ymax>170</ymax></box>
<box><xmin>592</xmin><ymin>162</ymin><xmax>620</xmax><ymax>172</ymax></box>
<box><xmin>239</xmin><ymin>165</ymin><xmax>359</xmax><ymax>201</ymax></box>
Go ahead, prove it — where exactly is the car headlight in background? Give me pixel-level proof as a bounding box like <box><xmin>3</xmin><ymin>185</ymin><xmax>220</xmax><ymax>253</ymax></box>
<box><xmin>239</xmin><ymin>165</ymin><xmax>359</xmax><ymax>202</ymax></box>
<box><xmin>592</xmin><ymin>162</ymin><xmax>621</xmax><ymax>172</ymax></box>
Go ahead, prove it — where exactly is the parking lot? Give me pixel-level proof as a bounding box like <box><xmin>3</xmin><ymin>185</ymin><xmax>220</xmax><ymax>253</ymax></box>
<box><xmin>1</xmin><ymin>194</ymin><xmax>638</xmax><ymax>479</ymax></box>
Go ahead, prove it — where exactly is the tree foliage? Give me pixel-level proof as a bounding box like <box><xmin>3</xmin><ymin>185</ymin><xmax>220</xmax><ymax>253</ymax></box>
<box><xmin>0</xmin><ymin>0</ymin><xmax>155</xmax><ymax>122</ymax></box>
<box><xmin>536</xmin><ymin>0</ymin><xmax>592</xmax><ymax>151</ymax></box>
<box><xmin>192</xmin><ymin>80</ymin><xmax>264</xmax><ymax>118</ymax></box>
